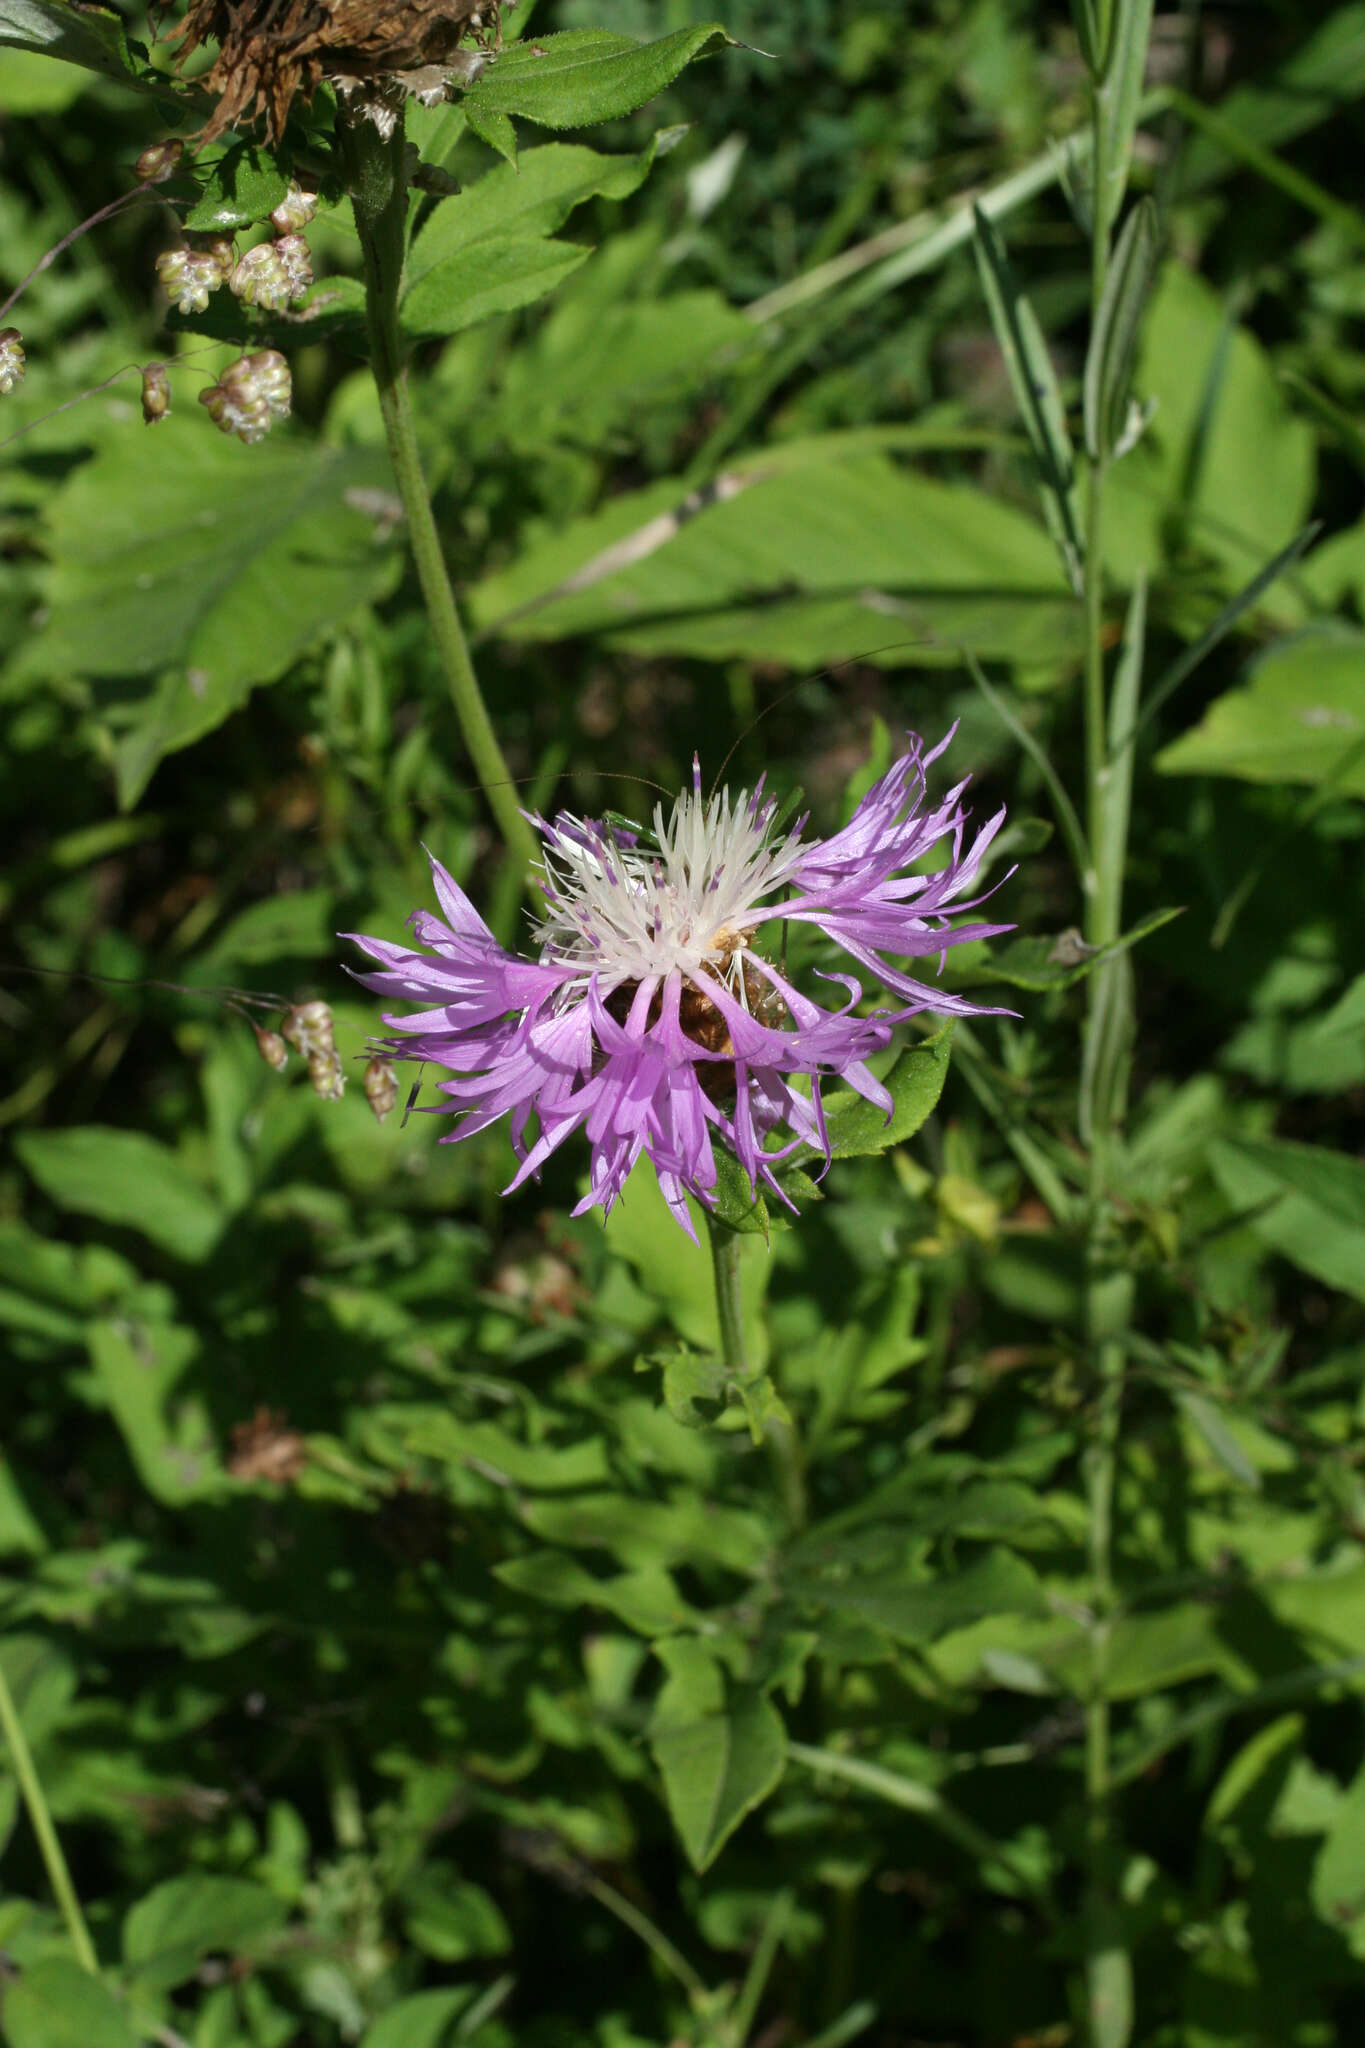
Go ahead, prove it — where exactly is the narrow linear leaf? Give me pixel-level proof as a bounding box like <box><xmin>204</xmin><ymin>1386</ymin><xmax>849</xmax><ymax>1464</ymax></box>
<box><xmin>972</xmin><ymin>205</ymin><xmax>1082</xmax><ymax>592</ymax></box>
<box><xmin>1094</xmin><ymin>0</ymin><xmax>1156</xmax><ymax>239</ymax></box>
<box><xmin>1084</xmin><ymin>197</ymin><xmax>1160</xmax><ymax>460</ymax></box>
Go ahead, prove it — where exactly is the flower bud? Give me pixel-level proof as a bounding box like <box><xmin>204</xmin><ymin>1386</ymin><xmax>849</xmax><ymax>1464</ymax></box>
<box><xmin>308</xmin><ymin>1049</ymin><xmax>346</xmax><ymax>1102</ymax></box>
<box><xmin>135</xmin><ymin>139</ymin><xmax>184</xmax><ymax>184</ymax></box>
<box><xmin>269</xmin><ymin>184</ymin><xmax>319</xmax><ymax>234</ymax></box>
<box><xmin>281</xmin><ymin>999</ymin><xmax>334</xmax><ymax>1059</ymax></box>
<box><xmin>363</xmin><ymin>1057</ymin><xmax>399</xmax><ymax>1122</ymax></box>
<box><xmin>140</xmin><ymin>363</ymin><xmax>171</xmax><ymax>425</ymax></box>
<box><xmin>0</xmin><ymin>328</ymin><xmax>25</xmax><ymax>396</ymax></box>
<box><xmin>228</xmin><ymin>240</ymin><xmax>292</xmax><ymax>311</ymax></box>
<box><xmin>254</xmin><ymin>1024</ymin><xmax>289</xmax><ymax>1071</ymax></box>
<box><xmin>155</xmin><ymin>244</ymin><xmax>230</xmax><ymax>315</ymax></box>
<box><xmin>198</xmin><ymin>350</ymin><xmax>292</xmax><ymax>445</ymax></box>
<box><xmin>272</xmin><ymin>231</ymin><xmax>314</xmax><ymax>301</ymax></box>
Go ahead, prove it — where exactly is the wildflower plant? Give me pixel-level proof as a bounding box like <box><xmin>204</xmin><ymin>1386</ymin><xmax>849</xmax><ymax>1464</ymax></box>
<box><xmin>350</xmin><ymin>732</ymin><xmax>1008</xmax><ymax>1237</ymax></box>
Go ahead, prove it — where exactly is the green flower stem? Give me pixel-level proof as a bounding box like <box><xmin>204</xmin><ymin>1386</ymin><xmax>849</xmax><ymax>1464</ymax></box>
<box><xmin>338</xmin><ymin>106</ymin><xmax>537</xmax><ymax>884</ymax></box>
<box><xmin>706</xmin><ymin>1216</ymin><xmax>805</xmax><ymax>1530</ymax></box>
<box><xmin>0</xmin><ymin>1654</ymin><xmax>98</xmax><ymax>1973</ymax></box>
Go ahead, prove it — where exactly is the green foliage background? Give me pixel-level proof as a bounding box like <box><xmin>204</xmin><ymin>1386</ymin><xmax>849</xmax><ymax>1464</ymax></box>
<box><xmin>2</xmin><ymin>3</ymin><xmax>1365</xmax><ymax>2046</ymax></box>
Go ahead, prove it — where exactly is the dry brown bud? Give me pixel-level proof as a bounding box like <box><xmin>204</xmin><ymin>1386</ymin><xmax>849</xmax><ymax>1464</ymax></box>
<box><xmin>140</xmin><ymin>363</ymin><xmax>172</xmax><ymax>425</ymax></box>
<box><xmin>308</xmin><ymin>1049</ymin><xmax>346</xmax><ymax>1102</ymax></box>
<box><xmin>135</xmin><ymin>139</ymin><xmax>185</xmax><ymax>183</ymax></box>
<box><xmin>363</xmin><ymin>1057</ymin><xmax>399</xmax><ymax>1122</ymax></box>
<box><xmin>254</xmin><ymin>1024</ymin><xmax>289</xmax><ymax>1071</ymax></box>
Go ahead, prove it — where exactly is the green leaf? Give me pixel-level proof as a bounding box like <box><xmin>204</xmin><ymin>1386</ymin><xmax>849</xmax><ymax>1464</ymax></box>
<box><xmin>189</xmin><ymin>888</ymin><xmax>337</xmax><ymax>980</ymax></box>
<box><xmin>465</xmin><ymin>101</ymin><xmax>518</xmax><ymax>166</ymax></box>
<box><xmin>793</xmin><ymin>1547</ymin><xmax>1045</xmax><ymax>1646</ymax></box>
<box><xmin>470</xmin><ymin>451</ymin><xmax>1074</xmax><ymax>671</ymax></box>
<box><xmin>950</xmin><ymin>905</ymin><xmax>1183</xmax><ymax>992</ymax></box>
<box><xmin>16</xmin><ymin>1128</ymin><xmax>223</xmax><ymax>1262</ymax></box>
<box><xmin>650</xmin><ymin>1344</ymin><xmax>790</xmax><ymax>1445</ymax></box>
<box><xmin>124</xmin><ymin>1876</ymin><xmax>287</xmax><ymax>1989</ymax></box>
<box><xmin>1174</xmin><ymin>1390</ymin><xmax>1262</xmax><ymax>1491</ymax></box>
<box><xmin>1155</xmin><ymin>628</ymin><xmax>1365</xmax><ymax>794</ymax></box>
<box><xmin>8</xmin><ymin>429</ymin><xmax>399</xmax><ymax>808</ymax></box>
<box><xmin>461</xmin><ymin>24</ymin><xmax>735</xmax><ymax>130</ymax></box>
<box><xmin>0</xmin><ymin>0</ymin><xmax>140</xmax><ymax>85</ymax></box>
<box><xmin>1311</xmin><ymin>1757</ymin><xmax>1365</xmax><ymax>1957</ymax></box>
<box><xmin>649</xmin><ymin>1639</ymin><xmax>786</xmax><ymax>1871</ymax></box>
<box><xmin>971</xmin><ymin>205</ymin><xmax>1081</xmax><ymax>591</ymax></box>
<box><xmin>1083</xmin><ymin>197</ymin><xmax>1159</xmax><ymax>461</ymax></box>
<box><xmin>819</xmin><ymin>1023</ymin><xmax>953</xmax><ymax>1160</ymax></box>
<box><xmin>183</xmin><ymin>141</ymin><xmax>289</xmax><ymax>230</ymax></box>
<box><xmin>1209</xmin><ymin>1135</ymin><xmax>1365</xmax><ymax>1302</ymax></box>
<box><xmin>1093</xmin><ymin>0</ymin><xmax>1156</xmax><ymax>239</ymax></box>
<box><xmin>87</xmin><ymin>1319</ymin><xmax>222</xmax><ymax>1506</ymax></box>
<box><xmin>1</xmin><ymin>1962</ymin><xmax>137</xmax><ymax>2048</ymax></box>
<box><xmin>401</xmin><ymin>1871</ymin><xmax>511</xmax><ymax>1963</ymax></box>
<box><xmin>361</xmin><ymin>1990</ymin><xmax>476</xmax><ymax>2048</ymax></box>
<box><xmin>402</xmin><ymin>141</ymin><xmax>659</xmax><ymax>337</ymax></box>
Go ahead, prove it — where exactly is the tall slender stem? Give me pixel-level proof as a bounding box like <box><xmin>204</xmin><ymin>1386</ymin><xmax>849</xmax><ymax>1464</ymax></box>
<box><xmin>706</xmin><ymin>1217</ymin><xmax>805</xmax><ymax>1529</ymax></box>
<box><xmin>1078</xmin><ymin>39</ymin><xmax>1137</xmax><ymax>2048</ymax></box>
<box><xmin>0</xmin><ymin>1656</ymin><xmax>99</xmax><ymax>1973</ymax></box>
<box><xmin>337</xmin><ymin>107</ymin><xmax>537</xmax><ymax>882</ymax></box>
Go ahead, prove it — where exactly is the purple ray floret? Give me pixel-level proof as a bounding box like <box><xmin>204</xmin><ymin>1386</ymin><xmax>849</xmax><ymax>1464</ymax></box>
<box><xmin>345</xmin><ymin>728</ymin><xmax>1011</xmax><ymax>1238</ymax></box>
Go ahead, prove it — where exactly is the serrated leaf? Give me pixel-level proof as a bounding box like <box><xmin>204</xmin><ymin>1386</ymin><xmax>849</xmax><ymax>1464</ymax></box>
<box><xmin>7</xmin><ymin>428</ymin><xmax>399</xmax><ymax>807</ymax></box>
<box><xmin>819</xmin><ymin>1023</ymin><xmax>953</xmax><ymax>1160</ymax></box>
<box><xmin>402</xmin><ymin>140</ymin><xmax>658</xmax><ymax>337</ymax></box>
<box><xmin>0</xmin><ymin>1960</ymin><xmax>138</xmax><ymax>2048</ymax></box>
<box><xmin>183</xmin><ymin>140</ymin><xmax>289</xmax><ymax>229</ymax></box>
<box><xmin>465</xmin><ymin>101</ymin><xmax>517</xmax><ymax>165</ymax></box>
<box><xmin>461</xmin><ymin>24</ymin><xmax>734</xmax><ymax>130</ymax></box>
<box><xmin>0</xmin><ymin>0</ymin><xmax>142</xmax><ymax>85</ymax></box>
<box><xmin>649</xmin><ymin>1639</ymin><xmax>785</xmax><ymax>1870</ymax></box>
<box><xmin>17</xmin><ymin>1128</ymin><xmax>223</xmax><ymax>1261</ymax></box>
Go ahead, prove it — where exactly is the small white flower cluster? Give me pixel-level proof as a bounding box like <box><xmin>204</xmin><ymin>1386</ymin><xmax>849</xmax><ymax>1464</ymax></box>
<box><xmin>155</xmin><ymin>239</ymin><xmax>233</xmax><ymax>315</ymax></box>
<box><xmin>0</xmin><ymin>327</ymin><xmax>25</xmax><ymax>396</ymax></box>
<box><xmin>229</xmin><ymin>229</ymin><xmax>313</xmax><ymax>312</ymax></box>
<box><xmin>198</xmin><ymin>349</ymin><xmax>292</xmax><ymax>445</ymax></box>
<box><xmin>154</xmin><ymin>184</ymin><xmax>319</xmax><ymax>321</ymax></box>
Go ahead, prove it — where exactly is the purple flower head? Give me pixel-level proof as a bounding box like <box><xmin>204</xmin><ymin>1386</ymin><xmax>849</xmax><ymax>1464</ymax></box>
<box><xmin>346</xmin><ymin>729</ymin><xmax>1010</xmax><ymax>1240</ymax></box>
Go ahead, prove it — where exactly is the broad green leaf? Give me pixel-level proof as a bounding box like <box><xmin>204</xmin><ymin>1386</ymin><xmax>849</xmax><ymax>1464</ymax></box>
<box><xmin>650</xmin><ymin>1344</ymin><xmax>790</xmax><ymax>1445</ymax></box>
<box><xmin>0</xmin><ymin>43</ymin><xmax>87</xmax><ymax>108</ymax></box>
<box><xmin>791</xmin><ymin>1546</ymin><xmax>1044</xmax><ymax>1646</ymax></box>
<box><xmin>1311</xmin><ymin>1756</ymin><xmax>1365</xmax><ymax>1958</ymax></box>
<box><xmin>0</xmin><ymin>1961</ymin><xmax>137</xmax><ymax>2048</ymax></box>
<box><xmin>1174</xmin><ymin>1390</ymin><xmax>1261</xmax><ymax>1491</ymax></box>
<box><xmin>1106</xmin><ymin>265</ymin><xmax>1315</xmax><ymax>601</ymax></box>
<box><xmin>8</xmin><ymin>429</ymin><xmax>400</xmax><ymax>808</ymax></box>
<box><xmin>401</xmin><ymin>1871</ymin><xmax>510</xmax><ymax>1962</ymax></box>
<box><xmin>649</xmin><ymin>1638</ymin><xmax>785</xmax><ymax>1871</ymax></box>
<box><xmin>819</xmin><ymin>1024</ymin><xmax>953</xmax><ymax>1160</ymax></box>
<box><xmin>361</xmin><ymin>1990</ymin><xmax>475</xmax><ymax>2048</ymax></box>
<box><xmin>1156</xmin><ymin>629</ymin><xmax>1365</xmax><ymax>794</ymax></box>
<box><xmin>471</xmin><ymin>455</ymin><xmax>1073</xmax><ymax>670</ymax></box>
<box><xmin>17</xmin><ymin>1128</ymin><xmax>223</xmax><ymax>1262</ymax></box>
<box><xmin>494</xmin><ymin>1551</ymin><xmax>697</xmax><ymax>1636</ymax></box>
<box><xmin>0</xmin><ymin>1458</ymin><xmax>46</xmax><ymax>1556</ymax></box>
<box><xmin>461</xmin><ymin>24</ymin><xmax>734</xmax><ymax>129</ymax></box>
<box><xmin>87</xmin><ymin>1319</ymin><xmax>223</xmax><ymax>1506</ymax></box>
<box><xmin>189</xmin><ymin>889</ymin><xmax>338</xmax><ymax>980</ymax></box>
<box><xmin>403</xmin><ymin>1412</ymin><xmax>609</xmax><ymax>1491</ymax></box>
<box><xmin>465</xmin><ymin>102</ymin><xmax>517</xmax><ymax>165</ymax></box>
<box><xmin>603</xmin><ymin>1162</ymin><xmax>771</xmax><ymax>1364</ymax></box>
<box><xmin>183</xmin><ymin>140</ymin><xmax>289</xmax><ymax>230</ymax></box>
<box><xmin>0</xmin><ymin>0</ymin><xmax>140</xmax><ymax>83</ymax></box>
<box><xmin>124</xmin><ymin>1876</ymin><xmax>287</xmax><ymax>1989</ymax></box>
<box><xmin>522</xmin><ymin>1490</ymin><xmax>769</xmax><ymax>1577</ymax></box>
<box><xmin>1209</xmin><ymin>1134</ymin><xmax>1365</xmax><ymax>1302</ymax></box>
<box><xmin>0</xmin><ymin>1635</ymin><xmax>76</xmax><ymax>1744</ymax></box>
<box><xmin>403</xmin><ymin>141</ymin><xmax>658</xmax><ymax>337</ymax></box>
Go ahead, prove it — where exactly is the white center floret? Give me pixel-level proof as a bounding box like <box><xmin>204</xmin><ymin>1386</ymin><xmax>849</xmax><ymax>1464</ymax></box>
<box><xmin>532</xmin><ymin>775</ymin><xmax>804</xmax><ymax>988</ymax></box>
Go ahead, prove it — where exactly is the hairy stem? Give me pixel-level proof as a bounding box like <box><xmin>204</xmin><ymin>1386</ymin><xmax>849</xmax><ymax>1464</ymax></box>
<box><xmin>337</xmin><ymin>107</ymin><xmax>537</xmax><ymax>881</ymax></box>
<box><xmin>0</xmin><ymin>1655</ymin><xmax>99</xmax><ymax>1973</ymax></box>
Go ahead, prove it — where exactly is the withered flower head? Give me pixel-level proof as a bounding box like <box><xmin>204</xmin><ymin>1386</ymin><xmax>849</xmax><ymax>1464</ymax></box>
<box><xmin>171</xmin><ymin>0</ymin><xmax>509</xmax><ymax>144</ymax></box>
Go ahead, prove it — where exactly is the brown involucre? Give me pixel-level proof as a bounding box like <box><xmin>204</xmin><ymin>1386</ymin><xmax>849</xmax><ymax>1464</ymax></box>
<box><xmin>168</xmin><ymin>0</ymin><xmax>503</xmax><ymax>143</ymax></box>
